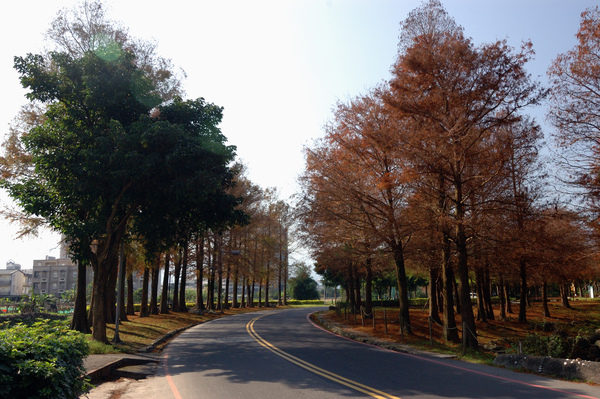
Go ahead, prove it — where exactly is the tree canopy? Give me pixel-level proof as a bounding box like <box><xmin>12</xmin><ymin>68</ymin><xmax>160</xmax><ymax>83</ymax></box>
<box><xmin>4</xmin><ymin>43</ymin><xmax>241</xmax><ymax>342</ymax></box>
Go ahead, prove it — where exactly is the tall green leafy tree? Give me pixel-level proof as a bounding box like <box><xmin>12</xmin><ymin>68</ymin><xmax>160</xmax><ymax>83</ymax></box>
<box><xmin>5</xmin><ymin>48</ymin><xmax>239</xmax><ymax>342</ymax></box>
<box><xmin>290</xmin><ymin>264</ymin><xmax>320</xmax><ymax>301</ymax></box>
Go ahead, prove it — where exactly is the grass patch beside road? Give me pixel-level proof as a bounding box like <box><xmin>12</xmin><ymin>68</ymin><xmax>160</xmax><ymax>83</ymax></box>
<box><xmin>320</xmin><ymin>299</ymin><xmax>600</xmax><ymax>364</ymax></box>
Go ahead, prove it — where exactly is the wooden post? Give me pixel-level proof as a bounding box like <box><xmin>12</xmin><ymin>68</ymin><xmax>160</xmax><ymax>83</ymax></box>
<box><xmin>429</xmin><ymin>317</ymin><xmax>433</xmax><ymax>346</ymax></box>
<box><xmin>399</xmin><ymin>313</ymin><xmax>404</xmax><ymax>340</ymax></box>
<box><xmin>373</xmin><ymin>309</ymin><xmax>376</xmax><ymax>330</ymax></box>
<box><xmin>462</xmin><ymin>322</ymin><xmax>467</xmax><ymax>355</ymax></box>
<box><xmin>384</xmin><ymin>309</ymin><xmax>388</xmax><ymax>335</ymax></box>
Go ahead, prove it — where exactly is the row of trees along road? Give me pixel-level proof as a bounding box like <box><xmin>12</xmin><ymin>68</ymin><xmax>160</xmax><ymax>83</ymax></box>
<box><xmin>298</xmin><ymin>1</ymin><xmax>600</xmax><ymax>350</ymax></box>
<box><xmin>0</xmin><ymin>1</ymin><xmax>290</xmax><ymax>343</ymax></box>
<box><xmin>120</xmin><ymin>175</ymin><xmax>292</xmax><ymax>318</ymax></box>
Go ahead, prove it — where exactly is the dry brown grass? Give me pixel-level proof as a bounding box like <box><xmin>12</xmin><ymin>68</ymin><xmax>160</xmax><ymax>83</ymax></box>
<box><xmin>321</xmin><ymin>299</ymin><xmax>600</xmax><ymax>359</ymax></box>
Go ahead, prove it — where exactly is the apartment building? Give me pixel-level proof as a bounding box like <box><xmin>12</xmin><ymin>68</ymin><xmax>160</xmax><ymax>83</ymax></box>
<box><xmin>0</xmin><ymin>268</ymin><xmax>29</xmax><ymax>297</ymax></box>
<box><xmin>31</xmin><ymin>256</ymin><xmax>92</xmax><ymax>296</ymax></box>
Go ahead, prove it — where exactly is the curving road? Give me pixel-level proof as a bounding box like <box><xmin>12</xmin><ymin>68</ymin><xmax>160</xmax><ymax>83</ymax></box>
<box><xmin>95</xmin><ymin>307</ymin><xmax>600</xmax><ymax>399</ymax></box>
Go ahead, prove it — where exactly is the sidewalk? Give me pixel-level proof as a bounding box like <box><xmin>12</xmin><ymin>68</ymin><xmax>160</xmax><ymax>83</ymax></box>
<box><xmin>84</xmin><ymin>353</ymin><xmax>160</xmax><ymax>382</ymax></box>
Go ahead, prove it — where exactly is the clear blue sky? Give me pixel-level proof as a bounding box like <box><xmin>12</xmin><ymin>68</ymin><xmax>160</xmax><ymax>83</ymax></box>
<box><xmin>0</xmin><ymin>0</ymin><xmax>596</xmax><ymax>268</ymax></box>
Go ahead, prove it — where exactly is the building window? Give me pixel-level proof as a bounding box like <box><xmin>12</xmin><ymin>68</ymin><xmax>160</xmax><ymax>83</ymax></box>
<box><xmin>52</xmin><ymin>283</ymin><xmax>57</xmax><ymax>289</ymax></box>
<box><xmin>73</xmin><ymin>271</ymin><xmax>77</xmax><ymax>278</ymax></box>
<box><xmin>59</xmin><ymin>270</ymin><xmax>66</xmax><ymax>279</ymax></box>
<box><xmin>34</xmin><ymin>271</ymin><xmax>40</xmax><ymax>278</ymax></box>
<box><xmin>52</xmin><ymin>272</ymin><xmax>58</xmax><ymax>279</ymax></box>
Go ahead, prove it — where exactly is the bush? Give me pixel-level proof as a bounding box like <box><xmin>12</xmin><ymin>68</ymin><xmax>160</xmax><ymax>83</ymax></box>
<box><xmin>286</xmin><ymin>300</ymin><xmax>324</xmax><ymax>306</ymax></box>
<box><xmin>0</xmin><ymin>320</ymin><xmax>91</xmax><ymax>398</ymax></box>
<box><xmin>521</xmin><ymin>333</ymin><xmax>573</xmax><ymax>358</ymax></box>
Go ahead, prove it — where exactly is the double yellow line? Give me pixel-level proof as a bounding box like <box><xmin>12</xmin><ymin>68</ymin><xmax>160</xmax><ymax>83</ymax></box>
<box><xmin>246</xmin><ymin>315</ymin><xmax>401</xmax><ymax>399</ymax></box>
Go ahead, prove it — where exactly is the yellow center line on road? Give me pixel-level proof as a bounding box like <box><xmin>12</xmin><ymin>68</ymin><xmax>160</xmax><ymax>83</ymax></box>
<box><xmin>246</xmin><ymin>315</ymin><xmax>401</xmax><ymax>399</ymax></box>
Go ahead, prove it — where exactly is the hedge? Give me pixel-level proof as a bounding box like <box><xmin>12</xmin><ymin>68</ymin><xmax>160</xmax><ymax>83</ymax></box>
<box><xmin>0</xmin><ymin>320</ymin><xmax>91</xmax><ymax>398</ymax></box>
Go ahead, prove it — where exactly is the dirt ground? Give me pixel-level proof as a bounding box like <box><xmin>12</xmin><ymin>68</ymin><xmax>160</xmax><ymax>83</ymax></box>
<box><xmin>320</xmin><ymin>299</ymin><xmax>600</xmax><ymax>354</ymax></box>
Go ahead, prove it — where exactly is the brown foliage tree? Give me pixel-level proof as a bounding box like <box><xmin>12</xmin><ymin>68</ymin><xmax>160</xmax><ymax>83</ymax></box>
<box><xmin>384</xmin><ymin>0</ymin><xmax>544</xmax><ymax>348</ymax></box>
<box><xmin>548</xmin><ymin>6</ymin><xmax>600</xmax><ymax>215</ymax></box>
<box><xmin>300</xmin><ymin>91</ymin><xmax>416</xmax><ymax>333</ymax></box>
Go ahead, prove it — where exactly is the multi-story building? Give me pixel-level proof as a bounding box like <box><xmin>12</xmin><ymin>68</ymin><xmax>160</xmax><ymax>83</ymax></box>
<box><xmin>0</xmin><ymin>268</ymin><xmax>29</xmax><ymax>298</ymax></box>
<box><xmin>31</xmin><ymin>256</ymin><xmax>92</xmax><ymax>297</ymax></box>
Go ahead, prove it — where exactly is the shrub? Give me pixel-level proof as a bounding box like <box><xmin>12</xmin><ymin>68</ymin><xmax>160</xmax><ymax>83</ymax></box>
<box><xmin>286</xmin><ymin>300</ymin><xmax>324</xmax><ymax>306</ymax></box>
<box><xmin>0</xmin><ymin>319</ymin><xmax>91</xmax><ymax>398</ymax></box>
<box><xmin>521</xmin><ymin>333</ymin><xmax>573</xmax><ymax>358</ymax></box>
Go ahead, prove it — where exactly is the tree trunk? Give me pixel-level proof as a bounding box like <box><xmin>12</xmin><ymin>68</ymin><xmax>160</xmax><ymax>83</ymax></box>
<box><xmin>150</xmin><ymin>262</ymin><xmax>159</xmax><ymax>315</ymax></box>
<box><xmin>180</xmin><ymin>245</ymin><xmax>189</xmax><ymax>312</ymax></box>
<box><xmin>428</xmin><ymin>266</ymin><xmax>442</xmax><ymax>325</ymax></box>
<box><xmin>278</xmin><ymin>254</ymin><xmax>283</xmax><ymax>306</ymax></box>
<box><xmin>247</xmin><ymin>280</ymin><xmax>253</xmax><ymax>308</ymax></box>
<box><xmin>118</xmin><ymin>253</ymin><xmax>128</xmax><ymax>322</ymax></box>
<box><xmin>160</xmin><ymin>252</ymin><xmax>170</xmax><ymax>314</ymax></box>
<box><xmin>139</xmin><ymin>267</ymin><xmax>150</xmax><ymax>318</ymax></box>
<box><xmin>364</xmin><ymin>259</ymin><xmax>373</xmax><ymax>319</ymax></box>
<box><xmin>475</xmin><ymin>267</ymin><xmax>487</xmax><ymax>323</ymax></box>
<box><xmin>498</xmin><ymin>275</ymin><xmax>507</xmax><ymax>320</ymax></box>
<box><xmin>172</xmin><ymin>253</ymin><xmax>182</xmax><ymax>312</ymax></box>
<box><xmin>232</xmin><ymin>262</ymin><xmax>238</xmax><ymax>308</ymax></box>
<box><xmin>224</xmin><ymin>250</ymin><xmax>231</xmax><ymax>309</ymax></box>
<box><xmin>518</xmin><ymin>261</ymin><xmax>527</xmax><ymax>322</ymax></box>
<box><xmin>456</xmin><ymin>222</ymin><xmax>477</xmax><ymax>349</ymax></box>
<box><xmin>91</xmin><ymin>269</ymin><xmax>109</xmax><ymax>342</ymax></box>
<box><xmin>71</xmin><ymin>261</ymin><xmax>91</xmax><ymax>333</ymax></box>
<box><xmin>354</xmin><ymin>266</ymin><xmax>362</xmax><ymax>311</ymax></box>
<box><xmin>105</xmin><ymin>258</ymin><xmax>119</xmax><ymax>323</ymax></box>
<box><xmin>504</xmin><ymin>283</ymin><xmax>513</xmax><ymax>314</ymax></box>
<box><xmin>217</xmin><ymin>247</ymin><xmax>223</xmax><ymax>311</ymax></box>
<box><xmin>441</xmin><ymin>237</ymin><xmax>459</xmax><ymax>343</ymax></box>
<box><xmin>283</xmin><ymin>259</ymin><xmax>288</xmax><ymax>306</ymax></box>
<box><xmin>347</xmin><ymin>263</ymin><xmax>356</xmax><ymax>313</ymax></box>
<box><xmin>542</xmin><ymin>280</ymin><xmax>551</xmax><ymax>317</ymax></box>
<box><xmin>392</xmin><ymin>242</ymin><xmax>412</xmax><ymax>335</ymax></box>
<box><xmin>241</xmin><ymin>275</ymin><xmax>246</xmax><ymax>308</ymax></box>
<box><xmin>560</xmin><ymin>283</ymin><xmax>571</xmax><ymax>308</ymax></box>
<box><xmin>258</xmin><ymin>278</ymin><xmax>263</xmax><ymax>307</ymax></box>
<box><xmin>264</xmin><ymin>261</ymin><xmax>270</xmax><ymax>308</ymax></box>
<box><xmin>195</xmin><ymin>236</ymin><xmax>205</xmax><ymax>310</ymax></box>
<box><xmin>208</xmin><ymin>256</ymin><xmax>216</xmax><ymax>310</ymax></box>
<box><xmin>126</xmin><ymin>272</ymin><xmax>135</xmax><ymax>316</ymax></box>
<box><xmin>483</xmin><ymin>265</ymin><xmax>494</xmax><ymax>320</ymax></box>
<box><xmin>89</xmin><ymin>235</ymin><xmax>123</xmax><ymax>342</ymax></box>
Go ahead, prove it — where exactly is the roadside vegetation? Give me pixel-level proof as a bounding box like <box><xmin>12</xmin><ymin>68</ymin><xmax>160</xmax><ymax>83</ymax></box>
<box><xmin>320</xmin><ymin>299</ymin><xmax>600</xmax><ymax>364</ymax></box>
<box><xmin>1</xmin><ymin>0</ymin><xmax>600</xmax><ymax>378</ymax></box>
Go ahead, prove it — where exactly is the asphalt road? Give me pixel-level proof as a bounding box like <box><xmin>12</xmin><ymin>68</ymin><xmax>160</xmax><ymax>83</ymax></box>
<box><xmin>86</xmin><ymin>307</ymin><xmax>600</xmax><ymax>399</ymax></box>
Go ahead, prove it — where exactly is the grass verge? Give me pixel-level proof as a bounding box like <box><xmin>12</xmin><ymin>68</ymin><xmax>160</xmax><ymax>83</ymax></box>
<box><xmin>319</xmin><ymin>299</ymin><xmax>600</xmax><ymax>365</ymax></box>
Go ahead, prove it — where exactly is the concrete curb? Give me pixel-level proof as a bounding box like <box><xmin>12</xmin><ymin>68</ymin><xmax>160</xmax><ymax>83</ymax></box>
<box><xmin>86</xmin><ymin>354</ymin><xmax>159</xmax><ymax>382</ymax></box>
<box><xmin>139</xmin><ymin>322</ymin><xmax>202</xmax><ymax>353</ymax></box>
<box><xmin>494</xmin><ymin>354</ymin><xmax>600</xmax><ymax>384</ymax></box>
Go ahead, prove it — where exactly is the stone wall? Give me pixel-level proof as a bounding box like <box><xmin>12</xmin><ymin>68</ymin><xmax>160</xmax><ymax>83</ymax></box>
<box><xmin>493</xmin><ymin>354</ymin><xmax>600</xmax><ymax>384</ymax></box>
